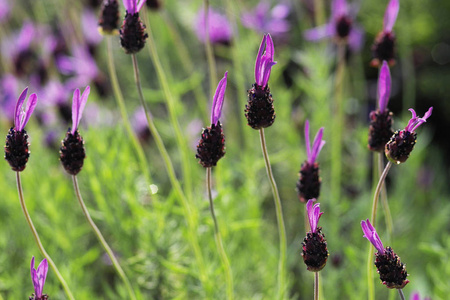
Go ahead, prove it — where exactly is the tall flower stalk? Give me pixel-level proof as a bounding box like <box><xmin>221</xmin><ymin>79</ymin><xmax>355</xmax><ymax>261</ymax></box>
<box><xmin>4</xmin><ymin>88</ymin><xmax>75</xmax><ymax>300</ymax></box>
<box><xmin>60</xmin><ymin>86</ymin><xmax>137</xmax><ymax>300</ymax></box>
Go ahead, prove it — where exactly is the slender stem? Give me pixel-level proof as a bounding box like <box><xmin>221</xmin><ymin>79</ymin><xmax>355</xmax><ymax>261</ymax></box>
<box><xmin>259</xmin><ymin>128</ymin><xmax>287</xmax><ymax>300</ymax></box>
<box><xmin>16</xmin><ymin>172</ymin><xmax>75</xmax><ymax>300</ymax></box>
<box><xmin>72</xmin><ymin>175</ymin><xmax>136</xmax><ymax>300</ymax></box>
<box><xmin>314</xmin><ymin>272</ymin><xmax>319</xmax><ymax>300</ymax></box>
<box><xmin>366</xmin><ymin>244</ymin><xmax>375</xmax><ymax>300</ymax></box>
<box><xmin>206</xmin><ymin>168</ymin><xmax>234</xmax><ymax>300</ymax></box>
<box><xmin>398</xmin><ymin>289</ymin><xmax>405</xmax><ymax>300</ymax></box>
<box><xmin>370</xmin><ymin>161</ymin><xmax>392</xmax><ymax>226</ymax></box>
<box><xmin>106</xmin><ymin>36</ymin><xmax>151</xmax><ymax>185</ymax></box>
<box><xmin>130</xmin><ymin>53</ymin><xmax>210</xmax><ymax>295</ymax></box>
<box><xmin>378</xmin><ymin>153</ymin><xmax>393</xmax><ymax>240</ymax></box>
<box><xmin>203</xmin><ymin>0</ymin><xmax>218</xmax><ymax>98</ymax></box>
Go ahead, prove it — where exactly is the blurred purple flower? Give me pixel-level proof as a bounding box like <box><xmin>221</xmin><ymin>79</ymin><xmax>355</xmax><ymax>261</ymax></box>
<box><xmin>195</xmin><ymin>8</ymin><xmax>232</xmax><ymax>45</ymax></box>
<box><xmin>122</xmin><ymin>0</ymin><xmax>146</xmax><ymax>14</ymax></box>
<box><xmin>405</xmin><ymin>107</ymin><xmax>433</xmax><ymax>133</ymax></box>
<box><xmin>0</xmin><ymin>75</ymin><xmax>18</xmax><ymax>121</ymax></box>
<box><xmin>71</xmin><ymin>86</ymin><xmax>90</xmax><ymax>134</ymax></box>
<box><xmin>306</xmin><ymin>199</ymin><xmax>323</xmax><ymax>233</ymax></box>
<box><xmin>30</xmin><ymin>256</ymin><xmax>48</xmax><ymax>300</ymax></box>
<box><xmin>211</xmin><ymin>71</ymin><xmax>228</xmax><ymax>124</ymax></box>
<box><xmin>131</xmin><ymin>107</ymin><xmax>151</xmax><ymax>142</ymax></box>
<box><xmin>0</xmin><ymin>0</ymin><xmax>11</xmax><ymax>23</ymax></box>
<box><xmin>241</xmin><ymin>1</ymin><xmax>290</xmax><ymax>37</ymax></box>
<box><xmin>14</xmin><ymin>87</ymin><xmax>38</xmax><ymax>132</ymax></box>
<box><xmin>255</xmin><ymin>33</ymin><xmax>276</xmax><ymax>88</ymax></box>
<box><xmin>304</xmin><ymin>0</ymin><xmax>364</xmax><ymax>52</ymax></box>
<box><xmin>304</xmin><ymin>120</ymin><xmax>325</xmax><ymax>165</ymax></box>
<box><xmin>82</xmin><ymin>8</ymin><xmax>103</xmax><ymax>46</ymax></box>
<box><xmin>361</xmin><ymin>219</ymin><xmax>384</xmax><ymax>254</ymax></box>
<box><xmin>377</xmin><ymin>61</ymin><xmax>391</xmax><ymax>113</ymax></box>
<box><xmin>410</xmin><ymin>291</ymin><xmax>431</xmax><ymax>300</ymax></box>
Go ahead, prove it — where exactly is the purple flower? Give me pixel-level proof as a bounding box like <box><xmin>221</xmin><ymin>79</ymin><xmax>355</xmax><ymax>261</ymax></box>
<box><xmin>383</xmin><ymin>0</ymin><xmax>399</xmax><ymax>34</ymax></box>
<box><xmin>255</xmin><ymin>33</ymin><xmax>277</xmax><ymax>88</ymax></box>
<box><xmin>241</xmin><ymin>1</ymin><xmax>290</xmax><ymax>37</ymax></box>
<box><xmin>0</xmin><ymin>74</ymin><xmax>18</xmax><ymax>121</ymax></box>
<box><xmin>0</xmin><ymin>0</ymin><xmax>11</xmax><ymax>23</ymax></box>
<box><xmin>405</xmin><ymin>107</ymin><xmax>433</xmax><ymax>133</ymax></box>
<box><xmin>81</xmin><ymin>8</ymin><xmax>103</xmax><ymax>46</ymax></box>
<box><xmin>304</xmin><ymin>120</ymin><xmax>325</xmax><ymax>165</ymax></box>
<box><xmin>122</xmin><ymin>0</ymin><xmax>146</xmax><ymax>14</ymax></box>
<box><xmin>211</xmin><ymin>72</ymin><xmax>228</xmax><ymax>125</ymax></box>
<box><xmin>306</xmin><ymin>199</ymin><xmax>323</xmax><ymax>233</ymax></box>
<box><xmin>361</xmin><ymin>219</ymin><xmax>385</xmax><ymax>254</ymax></box>
<box><xmin>304</xmin><ymin>0</ymin><xmax>364</xmax><ymax>52</ymax></box>
<box><xmin>378</xmin><ymin>61</ymin><xmax>391</xmax><ymax>113</ymax></box>
<box><xmin>410</xmin><ymin>291</ymin><xmax>431</xmax><ymax>300</ymax></box>
<box><xmin>14</xmin><ymin>88</ymin><xmax>38</xmax><ymax>132</ymax></box>
<box><xmin>195</xmin><ymin>8</ymin><xmax>232</xmax><ymax>45</ymax></box>
<box><xmin>71</xmin><ymin>86</ymin><xmax>90</xmax><ymax>134</ymax></box>
<box><xmin>30</xmin><ymin>256</ymin><xmax>48</xmax><ymax>300</ymax></box>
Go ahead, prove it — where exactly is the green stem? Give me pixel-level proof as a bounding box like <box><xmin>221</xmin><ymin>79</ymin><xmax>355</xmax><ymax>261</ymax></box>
<box><xmin>203</xmin><ymin>0</ymin><xmax>218</xmax><ymax>97</ymax></box>
<box><xmin>106</xmin><ymin>36</ymin><xmax>151</xmax><ymax>185</ymax></box>
<box><xmin>72</xmin><ymin>175</ymin><xmax>137</xmax><ymax>300</ymax></box>
<box><xmin>130</xmin><ymin>53</ymin><xmax>210</xmax><ymax>296</ymax></box>
<box><xmin>259</xmin><ymin>129</ymin><xmax>287</xmax><ymax>300</ymax></box>
<box><xmin>370</xmin><ymin>161</ymin><xmax>392</xmax><ymax>226</ymax></box>
<box><xmin>378</xmin><ymin>153</ymin><xmax>393</xmax><ymax>240</ymax></box>
<box><xmin>206</xmin><ymin>167</ymin><xmax>234</xmax><ymax>300</ymax></box>
<box><xmin>314</xmin><ymin>272</ymin><xmax>319</xmax><ymax>300</ymax></box>
<box><xmin>398</xmin><ymin>289</ymin><xmax>405</xmax><ymax>300</ymax></box>
<box><xmin>16</xmin><ymin>172</ymin><xmax>75</xmax><ymax>300</ymax></box>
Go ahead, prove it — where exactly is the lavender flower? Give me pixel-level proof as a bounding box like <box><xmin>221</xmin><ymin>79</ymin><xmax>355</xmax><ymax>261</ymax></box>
<box><xmin>304</xmin><ymin>0</ymin><xmax>364</xmax><ymax>52</ymax></box>
<box><xmin>98</xmin><ymin>0</ymin><xmax>120</xmax><ymax>35</ymax></box>
<box><xmin>60</xmin><ymin>86</ymin><xmax>90</xmax><ymax>175</ymax></box>
<box><xmin>368</xmin><ymin>61</ymin><xmax>394</xmax><ymax>152</ymax></box>
<box><xmin>4</xmin><ymin>88</ymin><xmax>38</xmax><ymax>172</ymax></box>
<box><xmin>0</xmin><ymin>74</ymin><xmax>18</xmax><ymax>122</ymax></box>
<box><xmin>120</xmin><ymin>0</ymin><xmax>148</xmax><ymax>54</ymax></box>
<box><xmin>297</xmin><ymin>120</ymin><xmax>325</xmax><ymax>202</ymax></box>
<box><xmin>302</xmin><ymin>199</ymin><xmax>328</xmax><ymax>272</ymax></box>
<box><xmin>241</xmin><ymin>1</ymin><xmax>290</xmax><ymax>37</ymax></box>
<box><xmin>371</xmin><ymin>0</ymin><xmax>399</xmax><ymax>67</ymax></box>
<box><xmin>0</xmin><ymin>0</ymin><xmax>11</xmax><ymax>23</ymax></box>
<box><xmin>195</xmin><ymin>8</ymin><xmax>232</xmax><ymax>45</ymax></box>
<box><xmin>385</xmin><ymin>107</ymin><xmax>433</xmax><ymax>164</ymax></box>
<box><xmin>196</xmin><ymin>72</ymin><xmax>228</xmax><ymax>168</ymax></box>
<box><xmin>245</xmin><ymin>34</ymin><xmax>277</xmax><ymax>129</ymax></box>
<box><xmin>30</xmin><ymin>256</ymin><xmax>49</xmax><ymax>300</ymax></box>
<box><xmin>361</xmin><ymin>219</ymin><xmax>409</xmax><ymax>289</ymax></box>
<box><xmin>410</xmin><ymin>291</ymin><xmax>431</xmax><ymax>300</ymax></box>
<box><xmin>131</xmin><ymin>107</ymin><xmax>151</xmax><ymax>142</ymax></box>
<box><xmin>82</xmin><ymin>8</ymin><xmax>103</xmax><ymax>48</ymax></box>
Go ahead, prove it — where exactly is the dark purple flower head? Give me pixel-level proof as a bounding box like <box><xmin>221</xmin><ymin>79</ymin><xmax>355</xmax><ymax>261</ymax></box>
<box><xmin>241</xmin><ymin>1</ymin><xmax>290</xmax><ymax>37</ymax></box>
<box><xmin>378</xmin><ymin>61</ymin><xmax>391</xmax><ymax>113</ymax></box>
<box><xmin>305</xmin><ymin>120</ymin><xmax>325</xmax><ymax>165</ymax></box>
<box><xmin>255</xmin><ymin>33</ymin><xmax>277</xmax><ymax>88</ymax></box>
<box><xmin>383</xmin><ymin>0</ymin><xmax>399</xmax><ymax>33</ymax></box>
<box><xmin>30</xmin><ymin>256</ymin><xmax>48</xmax><ymax>299</ymax></box>
<box><xmin>122</xmin><ymin>0</ymin><xmax>146</xmax><ymax>14</ymax></box>
<box><xmin>361</xmin><ymin>219</ymin><xmax>385</xmax><ymax>254</ymax></box>
<box><xmin>14</xmin><ymin>87</ymin><xmax>38</xmax><ymax>132</ymax></box>
<box><xmin>405</xmin><ymin>107</ymin><xmax>433</xmax><ymax>133</ymax></box>
<box><xmin>71</xmin><ymin>86</ymin><xmax>90</xmax><ymax>134</ymax></box>
<box><xmin>195</xmin><ymin>8</ymin><xmax>232</xmax><ymax>45</ymax></box>
<box><xmin>211</xmin><ymin>72</ymin><xmax>228</xmax><ymax>125</ymax></box>
<box><xmin>306</xmin><ymin>199</ymin><xmax>323</xmax><ymax>233</ymax></box>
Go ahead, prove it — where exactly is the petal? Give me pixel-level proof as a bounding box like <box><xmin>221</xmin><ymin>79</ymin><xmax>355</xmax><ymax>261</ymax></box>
<box><xmin>255</xmin><ymin>34</ymin><xmax>267</xmax><ymax>85</ymax></box>
<box><xmin>14</xmin><ymin>87</ymin><xmax>28</xmax><ymax>131</ymax></box>
<box><xmin>304</xmin><ymin>120</ymin><xmax>311</xmax><ymax>162</ymax></box>
<box><xmin>136</xmin><ymin>0</ymin><xmax>146</xmax><ymax>12</ymax></box>
<box><xmin>378</xmin><ymin>61</ymin><xmax>391</xmax><ymax>113</ymax></box>
<box><xmin>332</xmin><ymin>0</ymin><xmax>348</xmax><ymax>19</ymax></box>
<box><xmin>423</xmin><ymin>106</ymin><xmax>433</xmax><ymax>120</ymax></box>
<box><xmin>383</xmin><ymin>0</ymin><xmax>399</xmax><ymax>32</ymax></box>
<box><xmin>310</xmin><ymin>127</ymin><xmax>325</xmax><ymax>164</ymax></box>
<box><xmin>211</xmin><ymin>72</ymin><xmax>228</xmax><ymax>124</ymax></box>
<box><xmin>77</xmin><ymin>86</ymin><xmax>91</xmax><ymax>130</ymax></box>
<box><xmin>271</xmin><ymin>4</ymin><xmax>290</xmax><ymax>19</ymax></box>
<box><xmin>71</xmin><ymin>88</ymin><xmax>81</xmax><ymax>133</ymax></box>
<box><xmin>20</xmin><ymin>93</ymin><xmax>38</xmax><ymax>131</ymax></box>
<box><xmin>306</xmin><ymin>199</ymin><xmax>315</xmax><ymax>232</ymax></box>
<box><xmin>303</xmin><ymin>23</ymin><xmax>334</xmax><ymax>41</ymax></box>
<box><xmin>37</xmin><ymin>259</ymin><xmax>48</xmax><ymax>296</ymax></box>
<box><xmin>30</xmin><ymin>257</ymin><xmax>40</xmax><ymax>296</ymax></box>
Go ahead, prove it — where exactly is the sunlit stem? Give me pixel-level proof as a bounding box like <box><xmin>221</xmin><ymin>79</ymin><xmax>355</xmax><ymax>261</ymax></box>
<box><xmin>398</xmin><ymin>289</ymin><xmax>405</xmax><ymax>300</ymax></box>
<box><xmin>72</xmin><ymin>175</ymin><xmax>137</xmax><ymax>300</ymax></box>
<box><xmin>378</xmin><ymin>153</ymin><xmax>393</xmax><ymax>240</ymax></box>
<box><xmin>203</xmin><ymin>0</ymin><xmax>218</xmax><ymax>98</ymax></box>
<box><xmin>16</xmin><ymin>172</ymin><xmax>75</xmax><ymax>300</ymax></box>
<box><xmin>106</xmin><ymin>36</ymin><xmax>152</xmax><ymax>185</ymax></box>
<box><xmin>371</xmin><ymin>161</ymin><xmax>392</xmax><ymax>226</ymax></box>
<box><xmin>130</xmin><ymin>53</ymin><xmax>211</xmax><ymax>295</ymax></box>
<box><xmin>259</xmin><ymin>128</ymin><xmax>287</xmax><ymax>299</ymax></box>
<box><xmin>206</xmin><ymin>167</ymin><xmax>234</xmax><ymax>300</ymax></box>
<box><xmin>314</xmin><ymin>272</ymin><xmax>319</xmax><ymax>300</ymax></box>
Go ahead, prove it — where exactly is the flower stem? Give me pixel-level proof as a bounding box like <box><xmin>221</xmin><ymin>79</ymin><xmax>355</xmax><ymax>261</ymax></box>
<box><xmin>16</xmin><ymin>172</ymin><xmax>75</xmax><ymax>300</ymax></box>
<box><xmin>378</xmin><ymin>153</ymin><xmax>393</xmax><ymax>240</ymax></box>
<box><xmin>130</xmin><ymin>53</ymin><xmax>211</xmax><ymax>295</ymax></box>
<box><xmin>398</xmin><ymin>289</ymin><xmax>405</xmax><ymax>300</ymax></box>
<box><xmin>106</xmin><ymin>36</ymin><xmax>151</xmax><ymax>185</ymax></box>
<box><xmin>206</xmin><ymin>167</ymin><xmax>234</xmax><ymax>300</ymax></box>
<box><xmin>371</xmin><ymin>161</ymin><xmax>392</xmax><ymax>226</ymax></box>
<box><xmin>203</xmin><ymin>0</ymin><xmax>218</xmax><ymax>98</ymax></box>
<box><xmin>72</xmin><ymin>175</ymin><xmax>137</xmax><ymax>300</ymax></box>
<box><xmin>259</xmin><ymin>128</ymin><xmax>287</xmax><ymax>300</ymax></box>
<box><xmin>314</xmin><ymin>272</ymin><xmax>319</xmax><ymax>300</ymax></box>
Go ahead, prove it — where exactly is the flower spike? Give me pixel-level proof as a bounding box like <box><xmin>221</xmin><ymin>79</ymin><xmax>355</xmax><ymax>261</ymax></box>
<box><xmin>30</xmin><ymin>256</ymin><xmax>48</xmax><ymax>299</ymax></box>
<box><xmin>405</xmin><ymin>107</ymin><xmax>433</xmax><ymax>132</ymax></box>
<box><xmin>383</xmin><ymin>0</ymin><xmax>399</xmax><ymax>33</ymax></box>
<box><xmin>378</xmin><ymin>61</ymin><xmax>391</xmax><ymax>113</ymax></box>
<box><xmin>305</xmin><ymin>120</ymin><xmax>325</xmax><ymax>165</ymax></box>
<box><xmin>71</xmin><ymin>86</ymin><xmax>90</xmax><ymax>134</ymax></box>
<box><xmin>361</xmin><ymin>219</ymin><xmax>384</xmax><ymax>254</ymax></box>
<box><xmin>255</xmin><ymin>33</ymin><xmax>277</xmax><ymax>87</ymax></box>
<box><xmin>306</xmin><ymin>199</ymin><xmax>323</xmax><ymax>233</ymax></box>
<box><xmin>211</xmin><ymin>72</ymin><xmax>228</xmax><ymax>125</ymax></box>
<box><xmin>14</xmin><ymin>87</ymin><xmax>38</xmax><ymax>132</ymax></box>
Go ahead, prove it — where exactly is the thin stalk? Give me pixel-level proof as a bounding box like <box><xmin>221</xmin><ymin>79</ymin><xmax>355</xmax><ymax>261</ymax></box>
<box><xmin>72</xmin><ymin>175</ymin><xmax>136</xmax><ymax>300</ymax></box>
<box><xmin>142</xmin><ymin>19</ymin><xmax>193</xmax><ymax>201</ymax></box>
<box><xmin>259</xmin><ymin>128</ymin><xmax>287</xmax><ymax>300</ymax></box>
<box><xmin>370</xmin><ymin>161</ymin><xmax>392</xmax><ymax>226</ymax></box>
<box><xmin>206</xmin><ymin>167</ymin><xmax>234</xmax><ymax>300</ymax></box>
<box><xmin>378</xmin><ymin>152</ymin><xmax>393</xmax><ymax>239</ymax></box>
<box><xmin>16</xmin><ymin>172</ymin><xmax>75</xmax><ymax>300</ymax></box>
<box><xmin>106</xmin><ymin>36</ymin><xmax>151</xmax><ymax>185</ymax></box>
<box><xmin>314</xmin><ymin>272</ymin><xmax>319</xmax><ymax>300</ymax></box>
<box><xmin>398</xmin><ymin>289</ymin><xmax>405</xmax><ymax>300</ymax></box>
<box><xmin>203</xmin><ymin>0</ymin><xmax>218</xmax><ymax>97</ymax></box>
<box><xmin>130</xmin><ymin>54</ymin><xmax>211</xmax><ymax>295</ymax></box>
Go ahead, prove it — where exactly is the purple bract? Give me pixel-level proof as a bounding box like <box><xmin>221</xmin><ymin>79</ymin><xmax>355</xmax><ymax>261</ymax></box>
<box><xmin>211</xmin><ymin>72</ymin><xmax>228</xmax><ymax>125</ymax></box>
<box><xmin>122</xmin><ymin>0</ymin><xmax>146</xmax><ymax>14</ymax></box>
<box><xmin>71</xmin><ymin>86</ymin><xmax>90</xmax><ymax>134</ymax></box>
<box><xmin>241</xmin><ymin>1</ymin><xmax>290</xmax><ymax>37</ymax></box>
<box><xmin>195</xmin><ymin>8</ymin><xmax>232</xmax><ymax>45</ymax></box>
<box><xmin>383</xmin><ymin>0</ymin><xmax>399</xmax><ymax>33</ymax></box>
<box><xmin>378</xmin><ymin>61</ymin><xmax>391</xmax><ymax>113</ymax></box>
<box><xmin>304</xmin><ymin>120</ymin><xmax>325</xmax><ymax>165</ymax></box>
<box><xmin>14</xmin><ymin>87</ymin><xmax>38</xmax><ymax>132</ymax></box>
<box><xmin>306</xmin><ymin>199</ymin><xmax>323</xmax><ymax>233</ymax></box>
<box><xmin>405</xmin><ymin>107</ymin><xmax>433</xmax><ymax>133</ymax></box>
<box><xmin>255</xmin><ymin>33</ymin><xmax>276</xmax><ymax>87</ymax></box>
<box><xmin>361</xmin><ymin>219</ymin><xmax>385</xmax><ymax>254</ymax></box>
<box><xmin>30</xmin><ymin>256</ymin><xmax>48</xmax><ymax>299</ymax></box>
